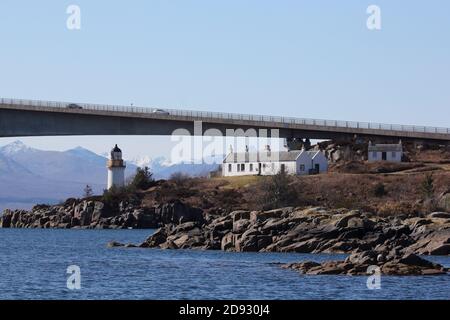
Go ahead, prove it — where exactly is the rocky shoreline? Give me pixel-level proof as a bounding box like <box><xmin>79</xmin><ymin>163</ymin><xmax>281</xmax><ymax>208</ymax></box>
<box><xmin>0</xmin><ymin>199</ymin><xmax>202</xmax><ymax>230</ymax></box>
<box><xmin>139</xmin><ymin>207</ymin><xmax>450</xmax><ymax>255</ymax></box>
<box><xmin>2</xmin><ymin>199</ymin><xmax>450</xmax><ymax>276</ymax></box>
<box><xmin>282</xmin><ymin>252</ymin><xmax>448</xmax><ymax>276</ymax></box>
<box><xmin>135</xmin><ymin>206</ymin><xmax>450</xmax><ymax>275</ymax></box>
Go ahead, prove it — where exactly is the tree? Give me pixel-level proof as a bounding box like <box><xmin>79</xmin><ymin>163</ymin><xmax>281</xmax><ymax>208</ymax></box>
<box><xmin>259</xmin><ymin>170</ymin><xmax>298</xmax><ymax>210</ymax></box>
<box><xmin>421</xmin><ymin>172</ymin><xmax>435</xmax><ymax>199</ymax></box>
<box><xmin>83</xmin><ymin>185</ymin><xmax>93</xmax><ymax>198</ymax></box>
<box><xmin>131</xmin><ymin>166</ymin><xmax>155</xmax><ymax>190</ymax></box>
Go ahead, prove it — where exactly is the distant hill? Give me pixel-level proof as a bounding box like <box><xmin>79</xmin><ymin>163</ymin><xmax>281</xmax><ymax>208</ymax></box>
<box><xmin>0</xmin><ymin>141</ymin><xmax>220</xmax><ymax>211</ymax></box>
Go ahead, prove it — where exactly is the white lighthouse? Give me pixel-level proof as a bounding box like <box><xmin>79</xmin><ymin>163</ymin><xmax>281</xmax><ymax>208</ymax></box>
<box><xmin>107</xmin><ymin>144</ymin><xmax>126</xmax><ymax>190</ymax></box>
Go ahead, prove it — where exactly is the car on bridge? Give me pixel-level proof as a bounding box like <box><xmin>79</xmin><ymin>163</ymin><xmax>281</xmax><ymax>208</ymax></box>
<box><xmin>66</xmin><ymin>103</ymin><xmax>83</xmax><ymax>110</ymax></box>
<box><xmin>152</xmin><ymin>108</ymin><xmax>169</xmax><ymax>115</ymax></box>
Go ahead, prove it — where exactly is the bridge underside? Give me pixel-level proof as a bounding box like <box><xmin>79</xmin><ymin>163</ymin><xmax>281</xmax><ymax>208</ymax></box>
<box><xmin>0</xmin><ymin>108</ymin><xmax>449</xmax><ymax>145</ymax></box>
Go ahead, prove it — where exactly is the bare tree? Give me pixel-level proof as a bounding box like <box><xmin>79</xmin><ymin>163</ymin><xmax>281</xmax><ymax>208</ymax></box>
<box><xmin>83</xmin><ymin>185</ymin><xmax>94</xmax><ymax>198</ymax></box>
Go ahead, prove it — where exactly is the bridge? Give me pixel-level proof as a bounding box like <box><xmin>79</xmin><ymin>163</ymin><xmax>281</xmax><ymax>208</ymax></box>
<box><xmin>0</xmin><ymin>98</ymin><xmax>449</xmax><ymax>144</ymax></box>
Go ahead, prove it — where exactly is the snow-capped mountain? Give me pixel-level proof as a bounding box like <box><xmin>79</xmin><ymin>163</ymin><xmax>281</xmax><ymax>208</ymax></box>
<box><xmin>128</xmin><ymin>155</ymin><xmax>172</xmax><ymax>169</ymax></box>
<box><xmin>128</xmin><ymin>154</ymin><xmax>222</xmax><ymax>180</ymax></box>
<box><xmin>0</xmin><ymin>140</ymin><xmax>35</xmax><ymax>156</ymax></box>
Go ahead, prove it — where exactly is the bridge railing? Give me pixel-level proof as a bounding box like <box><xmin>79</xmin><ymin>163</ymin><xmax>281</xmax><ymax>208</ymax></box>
<box><xmin>1</xmin><ymin>97</ymin><xmax>449</xmax><ymax>135</ymax></box>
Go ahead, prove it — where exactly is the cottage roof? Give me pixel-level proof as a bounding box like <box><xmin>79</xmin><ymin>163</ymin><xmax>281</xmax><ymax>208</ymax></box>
<box><xmin>368</xmin><ymin>144</ymin><xmax>403</xmax><ymax>152</ymax></box>
<box><xmin>305</xmin><ymin>150</ymin><xmax>321</xmax><ymax>159</ymax></box>
<box><xmin>223</xmin><ymin>150</ymin><xmax>308</xmax><ymax>163</ymax></box>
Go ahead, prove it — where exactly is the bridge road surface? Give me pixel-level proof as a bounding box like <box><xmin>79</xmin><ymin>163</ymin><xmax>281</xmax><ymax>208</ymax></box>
<box><xmin>0</xmin><ymin>98</ymin><xmax>449</xmax><ymax>144</ymax></box>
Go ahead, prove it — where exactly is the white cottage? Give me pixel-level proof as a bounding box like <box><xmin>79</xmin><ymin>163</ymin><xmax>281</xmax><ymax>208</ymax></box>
<box><xmin>368</xmin><ymin>141</ymin><xmax>403</xmax><ymax>163</ymax></box>
<box><xmin>222</xmin><ymin>148</ymin><xmax>328</xmax><ymax>177</ymax></box>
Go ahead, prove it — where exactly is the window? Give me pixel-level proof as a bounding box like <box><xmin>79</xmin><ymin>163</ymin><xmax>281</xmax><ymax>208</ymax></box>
<box><xmin>280</xmin><ymin>164</ymin><xmax>286</xmax><ymax>173</ymax></box>
<box><xmin>250</xmin><ymin>164</ymin><xmax>253</xmax><ymax>171</ymax></box>
<box><xmin>263</xmin><ymin>163</ymin><xmax>266</xmax><ymax>169</ymax></box>
<box><xmin>300</xmin><ymin>164</ymin><xmax>305</xmax><ymax>171</ymax></box>
<box><xmin>241</xmin><ymin>164</ymin><xmax>245</xmax><ymax>171</ymax></box>
<box><xmin>237</xmin><ymin>164</ymin><xmax>240</xmax><ymax>172</ymax></box>
<box><xmin>228</xmin><ymin>164</ymin><xmax>232</xmax><ymax>172</ymax></box>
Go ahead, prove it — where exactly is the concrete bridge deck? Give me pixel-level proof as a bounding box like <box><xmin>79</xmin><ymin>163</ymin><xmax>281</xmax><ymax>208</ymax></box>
<box><xmin>0</xmin><ymin>98</ymin><xmax>449</xmax><ymax>143</ymax></box>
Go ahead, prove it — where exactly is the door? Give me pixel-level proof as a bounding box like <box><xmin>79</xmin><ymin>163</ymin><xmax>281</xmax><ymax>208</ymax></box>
<box><xmin>280</xmin><ymin>164</ymin><xmax>286</xmax><ymax>173</ymax></box>
<box><xmin>382</xmin><ymin>152</ymin><xmax>387</xmax><ymax>161</ymax></box>
<box><xmin>315</xmin><ymin>164</ymin><xmax>320</xmax><ymax>173</ymax></box>
<box><xmin>258</xmin><ymin>163</ymin><xmax>262</xmax><ymax>175</ymax></box>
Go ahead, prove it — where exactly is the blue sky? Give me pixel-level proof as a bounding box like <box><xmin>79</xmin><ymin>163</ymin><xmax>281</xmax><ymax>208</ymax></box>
<box><xmin>0</xmin><ymin>0</ymin><xmax>449</xmax><ymax>160</ymax></box>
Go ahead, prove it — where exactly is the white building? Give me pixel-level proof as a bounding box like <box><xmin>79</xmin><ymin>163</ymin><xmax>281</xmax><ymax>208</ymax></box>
<box><xmin>368</xmin><ymin>141</ymin><xmax>403</xmax><ymax>162</ymax></box>
<box><xmin>222</xmin><ymin>147</ymin><xmax>328</xmax><ymax>177</ymax></box>
<box><xmin>107</xmin><ymin>144</ymin><xmax>126</xmax><ymax>189</ymax></box>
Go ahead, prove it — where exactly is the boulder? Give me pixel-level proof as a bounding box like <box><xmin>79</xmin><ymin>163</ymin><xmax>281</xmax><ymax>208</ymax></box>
<box><xmin>410</xmin><ymin>218</ymin><xmax>433</xmax><ymax>231</ymax></box>
<box><xmin>407</xmin><ymin>229</ymin><xmax>450</xmax><ymax>255</ymax></box>
<box><xmin>429</xmin><ymin>212</ymin><xmax>450</xmax><ymax>219</ymax></box>
<box><xmin>173</xmin><ymin>234</ymin><xmax>190</xmax><ymax>248</ymax></box>
<box><xmin>156</xmin><ymin>200</ymin><xmax>204</xmax><ymax>225</ymax></box>
<box><xmin>79</xmin><ymin>210</ymin><xmax>92</xmax><ymax>226</ymax></box>
<box><xmin>250</xmin><ymin>209</ymin><xmax>283</xmax><ymax>223</ymax></box>
<box><xmin>0</xmin><ymin>211</ymin><xmax>12</xmax><ymax>228</ymax></box>
<box><xmin>174</xmin><ymin>221</ymin><xmax>199</xmax><ymax>233</ymax></box>
<box><xmin>141</xmin><ymin>227</ymin><xmax>169</xmax><ymax>247</ymax></box>
<box><xmin>438</xmin><ymin>193</ymin><xmax>450</xmax><ymax>212</ymax></box>
<box><xmin>345</xmin><ymin>250</ymin><xmax>377</xmax><ymax>265</ymax></box>
<box><xmin>284</xmin><ymin>250</ymin><xmax>448</xmax><ymax>276</ymax></box>
<box><xmin>232</xmin><ymin>219</ymin><xmax>250</xmax><ymax>234</ymax></box>
<box><xmin>235</xmin><ymin>235</ymin><xmax>256</xmax><ymax>252</ymax></box>
<box><xmin>107</xmin><ymin>241</ymin><xmax>125</xmax><ymax>248</ymax></box>
<box><xmin>91</xmin><ymin>202</ymin><xmax>107</xmax><ymax>221</ymax></box>
<box><xmin>261</xmin><ymin>218</ymin><xmax>293</xmax><ymax>233</ymax></box>
<box><xmin>210</xmin><ymin>217</ymin><xmax>232</xmax><ymax>232</ymax></box>
<box><xmin>334</xmin><ymin>211</ymin><xmax>361</xmax><ymax>228</ymax></box>
<box><xmin>231</xmin><ymin>210</ymin><xmax>250</xmax><ymax>222</ymax></box>
<box><xmin>398</xmin><ymin>253</ymin><xmax>436</xmax><ymax>268</ymax></box>
<box><xmin>280</xmin><ymin>238</ymin><xmax>321</xmax><ymax>253</ymax></box>
<box><xmin>221</xmin><ymin>232</ymin><xmax>235</xmax><ymax>251</ymax></box>
<box><xmin>263</xmin><ymin>235</ymin><xmax>295</xmax><ymax>252</ymax></box>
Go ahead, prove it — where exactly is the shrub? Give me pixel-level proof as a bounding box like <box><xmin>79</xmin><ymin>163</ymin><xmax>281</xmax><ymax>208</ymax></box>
<box><xmin>373</xmin><ymin>183</ymin><xmax>387</xmax><ymax>197</ymax></box>
<box><xmin>169</xmin><ymin>172</ymin><xmax>191</xmax><ymax>185</ymax></box>
<box><xmin>420</xmin><ymin>172</ymin><xmax>435</xmax><ymax>199</ymax></box>
<box><xmin>102</xmin><ymin>184</ymin><xmax>141</xmax><ymax>213</ymax></box>
<box><xmin>214</xmin><ymin>188</ymin><xmax>243</xmax><ymax>211</ymax></box>
<box><xmin>258</xmin><ymin>171</ymin><xmax>298</xmax><ymax>210</ymax></box>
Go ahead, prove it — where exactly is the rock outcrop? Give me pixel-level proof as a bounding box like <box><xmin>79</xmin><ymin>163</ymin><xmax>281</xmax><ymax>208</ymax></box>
<box><xmin>283</xmin><ymin>252</ymin><xmax>448</xmax><ymax>276</ymax></box>
<box><xmin>139</xmin><ymin>206</ymin><xmax>450</xmax><ymax>262</ymax></box>
<box><xmin>0</xmin><ymin>199</ymin><xmax>202</xmax><ymax>230</ymax></box>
